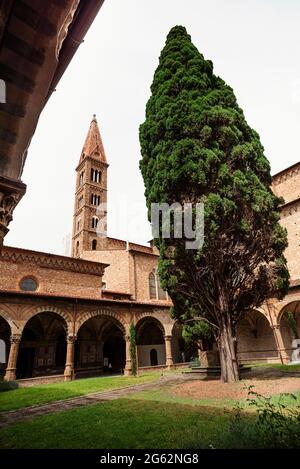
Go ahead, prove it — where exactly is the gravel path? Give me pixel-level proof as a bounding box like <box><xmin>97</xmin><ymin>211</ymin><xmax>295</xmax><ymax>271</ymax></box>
<box><xmin>172</xmin><ymin>368</ymin><xmax>300</xmax><ymax>400</ymax></box>
<box><xmin>0</xmin><ymin>374</ymin><xmax>187</xmax><ymax>429</ymax></box>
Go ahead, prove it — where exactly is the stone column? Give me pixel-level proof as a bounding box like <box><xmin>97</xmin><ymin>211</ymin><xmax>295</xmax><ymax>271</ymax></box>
<box><xmin>271</xmin><ymin>324</ymin><xmax>289</xmax><ymax>364</ymax></box>
<box><xmin>64</xmin><ymin>335</ymin><xmax>76</xmax><ymax>381</ymax></box>
<box><xmin>4</xmin><ymin>334</ymin><xmax>21</xmax><ymax>381</ymax></box>
<box><xmin>124</xmin><ymin>334</ymin><xmax>132</xmax><ymax>376</ymax></box>
<box><xmin>165</xmin><ymin>335</ymin><xmax>173</xmax><ymax>369</ymax></box>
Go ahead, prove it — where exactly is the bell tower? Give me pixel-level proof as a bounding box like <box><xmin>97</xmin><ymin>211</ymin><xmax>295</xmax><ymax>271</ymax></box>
<box><xmin>71</xmin><ymin>115</ymin><xmax>108</xmax><ymax>258</ymax></box>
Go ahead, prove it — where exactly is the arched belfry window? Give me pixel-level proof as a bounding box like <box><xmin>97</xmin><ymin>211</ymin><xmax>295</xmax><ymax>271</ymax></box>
<box><xmin>91</xmin><ymin>169</ymin><xmax>102</xmax><ymax>184</ymax></box>
<box><xmin>91</xmin><ymin>194</ymin><xmax>101</xmax><ymax>206</ymax></box>
<box><xmin>92</xmin><ymin>216</ymin><xmax>99</xmax><ymax>229</ymax></box>
<box><xmin>79</xmin><ymin>171</ymin><xmax>84</xmax><ymax>185</ymax></box>
<box><xmin>149</xmin><ymin>269</ymin><xmax>168</xmax><ymax>301</ymax></box>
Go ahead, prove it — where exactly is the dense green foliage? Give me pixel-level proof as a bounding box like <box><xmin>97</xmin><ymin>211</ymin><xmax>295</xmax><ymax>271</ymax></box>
<box><xmin>139</xmin><ymin>26</ymin><xmax>289</xmax><ymax>380</ymax></box>
<box><xmin>182</xmin><ymin>321</ymin><xmax>213</xmax><ymax>348</ymax></box>
<box><xmin>130</xmin><ymin>321</ymin><xmax>137</xmax><ymax>376</ymax></box>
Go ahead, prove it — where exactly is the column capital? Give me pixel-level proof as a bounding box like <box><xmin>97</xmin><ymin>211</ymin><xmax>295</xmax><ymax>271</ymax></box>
<box><xmin>10</xmin><ymin>333</ymin><xmax>22</xmax><ymax>344</ymax></box>
<box><xmin>66</xmin><ymin>334</ymin><xmax>77</xmax><ymax>344</ymax></box>
<box><xmin>271</xmin><ymin>324</ymin><xmax>281</xmax><ymax>330</ymax></box>
<box><xmin>0</xmin><ymin>176</ymin><xmax>26</xmax><ymax>246</ymax></box>
<box><xmin>164</xmin><ymin>335</ymin><xmax>172</xmax><ymax>341</ymax></box>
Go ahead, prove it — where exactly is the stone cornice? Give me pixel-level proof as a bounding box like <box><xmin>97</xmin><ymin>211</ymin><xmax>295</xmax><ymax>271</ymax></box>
<box><xmin>0</xmin><ymin>246</ymin><xmax>108</xmax><ymax>276</ymax></box>
<box><xmin>272</xmin><ymin>161</ymin><xmax>300</xmax><ymax>185</ymax></box>
<box><xmin>280</xmin><ymin>197</ymin><xmax>300</xmax><ymax>217</ymax></box>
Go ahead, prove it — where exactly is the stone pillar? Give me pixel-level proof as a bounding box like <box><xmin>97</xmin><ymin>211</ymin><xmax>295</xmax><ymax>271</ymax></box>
<box><xmin>165</xmin><ymin>335</ymin><xmax>173</xmax><ymax>369</ymax></box>
<box><xmin>271</xmin><ymin>324</ymin><xmax>289</xmax><ymax>364</ymax></box>
<box><xmin>4</xmin><ymin>334</ymin><xmax>21</xmax><ymax>381</ymax></box>
<box><xmin>124</xmin><ymin>334</ymin><xmax>132</xmax><ymax>376</ymax></box>
<box><xmin>64</xmin><ymin>335</ymin><xmax>76</xmax><ymax>381</ymax></box>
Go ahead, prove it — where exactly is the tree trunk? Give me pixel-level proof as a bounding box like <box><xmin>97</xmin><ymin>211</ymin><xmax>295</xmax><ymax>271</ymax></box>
<box><xmin>218</xmin><ymin>317</ymin><xmax>239</xmax><ymax>383</ymax></box>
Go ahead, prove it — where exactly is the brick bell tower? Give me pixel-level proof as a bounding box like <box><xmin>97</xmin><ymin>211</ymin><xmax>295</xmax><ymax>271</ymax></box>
<box><xmin>71</xmin><ymin>115</ymin><xmax>108</xmax><ymax>258</ymax></box>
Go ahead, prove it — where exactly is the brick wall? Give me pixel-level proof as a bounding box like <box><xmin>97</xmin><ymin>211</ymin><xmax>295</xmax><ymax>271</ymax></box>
<box><xmin>83</xmin><ymin>249</ymin><xmax>130</xmax><ymax>293</ymax></box>
<box><xmin>0</xmin><ymin>247</ymin><xmax>104</xmax><ymax>300</ymax></box>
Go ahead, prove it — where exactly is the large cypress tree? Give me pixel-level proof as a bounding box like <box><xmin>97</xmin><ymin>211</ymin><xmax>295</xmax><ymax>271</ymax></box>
<box><xmin>139</xmin><ymin>26</ymin><xmax>289</xmax><ymax>382</ymax></box>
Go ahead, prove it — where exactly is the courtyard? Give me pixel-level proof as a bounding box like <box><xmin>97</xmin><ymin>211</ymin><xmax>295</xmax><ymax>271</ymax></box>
<box><xmin>1</xmin><ymin>365</ymin><xmax>300</xmax><ymax>449</ymax></box>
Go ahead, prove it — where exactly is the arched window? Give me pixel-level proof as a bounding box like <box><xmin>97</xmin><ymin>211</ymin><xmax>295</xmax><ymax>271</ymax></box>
<box><xmin>76</xmin><ymin>241</ymin><xmax>80</xmax><ymax>257</ymax></box>
<box><xmin>90</xmin><ymin>194</ymin><xmax>101</xmax><ymax>206</ymax></box>
<box><xmin>78</xmin><ymin>196</ymin><xmax>83</xmax><ymax>209</ymax></box>
<box><xmin>92</xmin><ymin>216</ymin><xmax>99</xmax><ymax>229</ymax></box>
<box><xmin>77</xmin><ymin>219</ymin><xmax>81</xmax><ymax>232</ymax></box>
<box><xmin>91</xmin><ymin>168</ymin><xmax>102</xmax><ymax>183</ymax></box>
<box><xmin>149</xmin><ymin>272</ymin><xmax>156</xmax><ymax>299</ymax></box>
<box><xmin>92</xmin><ymin>239</ymin><xmax>97</xmax><ymax>250</ymax></box>
<box><xmin>79</xmin><ymin>171</ymin><xmax>84</xmax><ymax>185</ymax></box>
<box><xmin>149</xmin><ymin>270</ymin><xmax>168</xmax><ymax>301</ymax></box>
<box><xmin>20</xmin><ymin>277</ymin><xmax>38</xmax><ymax>292</ymax></box>
<box><xmin>150</xmin><ymin>348</ymin><xmax>158</xmax><ymax>366</ymax></box>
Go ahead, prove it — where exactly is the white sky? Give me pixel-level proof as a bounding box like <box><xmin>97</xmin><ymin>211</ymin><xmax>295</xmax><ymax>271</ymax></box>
<box><xmin>6</xmin><ymin>0</ymin><xmax>300</xmax><ymax>255</ymax></box>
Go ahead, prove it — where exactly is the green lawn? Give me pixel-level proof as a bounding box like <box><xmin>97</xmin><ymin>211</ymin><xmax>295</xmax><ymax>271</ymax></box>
<box><xmin>1</xmin><ymin>369</ymin><xmax>300</xmax><ymax>449</ymax></box>
<box><xmin>127</xmin><ymin>385</ymin><xmax>300</xmax><ymax>409</ymax></box>
<box><xmin>250</xmin><ymin>363</ymin><xmax>300</xmax><ymax>372</ymax></box>
<box><xmin>0</xmin><ymin>399</ymin><xmax>231</xmax><ymax>449</ymax></box>
<box><xmin>0</xmin><ymin>372</ymin><xmax>162</xmax><ymax>412</ymax></box>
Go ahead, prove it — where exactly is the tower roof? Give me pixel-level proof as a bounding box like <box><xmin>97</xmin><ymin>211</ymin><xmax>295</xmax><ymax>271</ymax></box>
<box><xmin>79</xmin><ymin>114</ymin><xmax>107</xmax><ymax>164</ymax></box>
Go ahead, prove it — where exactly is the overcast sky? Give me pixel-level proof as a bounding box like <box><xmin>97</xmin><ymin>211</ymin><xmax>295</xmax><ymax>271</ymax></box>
<box><xmin>6</xmin><ymin>0</ymin><xmax>300</xmax><ymax>255</ymax></box>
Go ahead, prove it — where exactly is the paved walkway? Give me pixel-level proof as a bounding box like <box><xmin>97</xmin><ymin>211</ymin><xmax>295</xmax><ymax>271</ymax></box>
<box><xmin>0</xmin><ymin>374</ymin><xmax>187</xmax><ymax>428</ymax></box>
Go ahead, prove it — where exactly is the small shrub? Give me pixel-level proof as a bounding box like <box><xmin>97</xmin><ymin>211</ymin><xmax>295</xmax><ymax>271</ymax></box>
<box><xmin>0</xmin><ymin>380</ymin><xmax>19</xmax><ymax>392</ymax></box>
<box><xmin>224</xmin><ymin>385</ymin><xmax>300</xmax><ymax>448</ymax></box>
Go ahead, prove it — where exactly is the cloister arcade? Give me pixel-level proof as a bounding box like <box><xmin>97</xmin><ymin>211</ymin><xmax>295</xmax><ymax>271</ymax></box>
<box><xmin>1</xmin><ymin>296</ymin><xmax>299</xmax><ymax>382</ymax></box>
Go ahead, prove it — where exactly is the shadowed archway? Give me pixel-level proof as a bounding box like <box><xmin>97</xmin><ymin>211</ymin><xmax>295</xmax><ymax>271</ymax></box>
<box><xmin>16</xmin><ymin>312</ymin><xmax>67</xmax><ymax>379</ymax></box>
<box><xmin>75</xmin><ymin>315</ymin><xmax>125</xmax><ymax>378</ymax></box>
<box><xmin>136</xmin><ymin>316</ymin><xmax>166</xmax><ymax>367</ymax></box>
<box><xmin>237</xmin><ymin>310</ymin><xmax>278</xmax><ymax>363</ymax></box>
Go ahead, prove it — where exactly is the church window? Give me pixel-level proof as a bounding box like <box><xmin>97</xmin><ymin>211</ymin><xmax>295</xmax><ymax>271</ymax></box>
<box><xmin>91</xmin><ymin>169</ymin><xmax>102</xmax><ymax>183</ymax></box>
<box><xmin>78</xmin><ymin>196</ymin><xmax>83</xmax><ymax>208</ymax></box>
<box><xmin>90</xmin><ymin>194</ymin><xmax>101</xmax><ymax>206</ymax></box>
<box><xmin>149</xmin><ymin>269</ymin><xmax>168</xmax><ymax>301</ymax></box>
<box><xmin>76</xmin><ymin>241</ymin><xmax>80</xmax><ymax>257</ymax></box>
<box><xmin>149</xmin><ymin>272</ymin><xmax>156</xmax><ymax>299</ymax></box>
<box><xmin>79</xmin><ymin>171</ymin><xmax>84</xmax><ymax>185</ymax></box>
<box><xmin>92</xmin><ymin>239</ymin><xmax>97</xmax><ymax>250</ymax></box>
<box><xmin>92</xmin><ymin>216</ymin><xmax>99</xmax><ymax>229</ymax></box>
<box><xmin>20</xmin><ymin>277</ymin><xmax>38</xmax><ymax>292</ymax></box>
